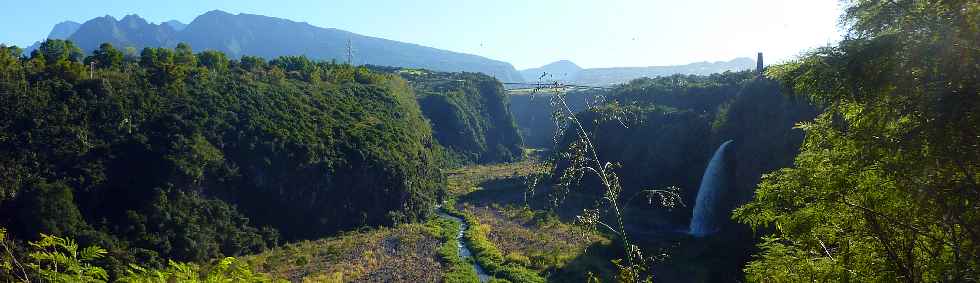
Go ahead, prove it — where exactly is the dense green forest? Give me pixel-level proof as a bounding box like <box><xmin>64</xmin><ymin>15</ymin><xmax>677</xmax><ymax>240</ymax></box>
<box><xmin>533</xmin><ymin>0</ymin><xmax>978</xmax><ymax>281</ymax></box>
<box><xmin>542</xmin><ymin>71</ymin><xmax>815</xmax><ymax>217</ymax></box>
<box><xmin>371</xmin><ymin>66</ymin><xmax>524</xmax><ymax>164</ymax></box>
<box><xmin>0</xmin><ymin>0</ymin><xmax>976</xmax><ymax>282</ymax></box>
<box><xmin>734</xmin><ymin>0</ymin><xmax>979</xmax><ymax>281</ymax></box>
<box><xmin>0</xmin><ymin>41</ymin><xmax>445</xmax><ymax>278</ymax></box>
<box><xmin>533</xmin><ymin>71</ymin><xmax>817</xmax><ymax>281</ymax></box>
<box><xmin>509</xmin><ymin>89</ymin><xmax>605</xmax><ymax>149</ymax></box>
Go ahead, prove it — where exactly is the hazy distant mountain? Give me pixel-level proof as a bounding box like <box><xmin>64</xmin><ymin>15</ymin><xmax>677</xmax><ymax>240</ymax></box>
<box><xmin>519</xmin><ymin>60</ymin><xmax>582</xmax><ymax>82</ymax></box>
<box><xmin>36</xmin><ymin>10</ymin><xmax>523</xmax><ymax>81</ymax></box>
<box><xmin>163</xmin><ymin>20</ymin><xmax>187</xmax><ymax>31</ymax></box>
<box><xmin>521</xmin><ymin>57</ymin><xmax>756</xmax><ymax>85</ymax></box>
<box><xmin>47</xmin><ymin>21</ymin><xmax>82</xmax><ymax>39</ymax></box>
<box><xmin>21</xmin><ymin>21</ymin><xmax>82</xmax><ymax>56</ymax></box>
<box><xmin>68</xmin><ymin>15</ymin><xmax>178</xmax><ymax>53</ymax></box>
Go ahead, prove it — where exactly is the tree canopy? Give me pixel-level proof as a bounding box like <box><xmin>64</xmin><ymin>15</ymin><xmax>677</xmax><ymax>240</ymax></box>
<box><xmin>734</xmin><ymin>0</ymin><xmax>979</xmax><ymax>281</ymax></box>
<box><xmin>0</xmin><ymin>41</ymin><xmax>443</xmax><ymax>278</ymax></box>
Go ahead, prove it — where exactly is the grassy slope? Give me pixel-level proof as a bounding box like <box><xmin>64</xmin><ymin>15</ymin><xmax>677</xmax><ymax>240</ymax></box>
<box><xmin>242</xmin><ymin>220</ymin><xmax>449</xmax><ymax>282</ymax></box>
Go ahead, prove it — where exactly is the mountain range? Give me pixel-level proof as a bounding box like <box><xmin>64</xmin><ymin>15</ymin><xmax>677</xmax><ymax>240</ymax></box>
<box><xmin>21</xmin><ymin>10</ymin><xmax>756</xmax><ymax>84</ymax></box>
<box><xmin>23</xmin><ymin>10</ymin><xmax>524</xmax><ymax>82</ymax></box>
<box><xmin>519</xmin><ymin>57</ymin><xmax>756</xmax><ymax>85</ymax></box>
<box><xmin>47</xmin><ymin>21</ymin><xmax>82</xmax><ymax>39</ymax></box>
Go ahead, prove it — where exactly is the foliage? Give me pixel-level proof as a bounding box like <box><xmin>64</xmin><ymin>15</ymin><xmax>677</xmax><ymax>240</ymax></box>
<box><xmin>443</xmin><ymin>204</ymin><xmax>546</xmax><ymax>283</ymax></box>
<box><xmin>457</xmin><ymin>202</ymin><xmax>614</xmax><ymax>282</ymax></box>
<box><xmin>536</xmin><ymin>79</ymin><xmax>702</xmax><ymax>281</ymax></box>
<box><xmin>242</xmin><ymin>218</ymin><xmax>448</xmax><ymax>282</ymax></box>
<box><xmin>0</xmin><ymin>228</ymin><xmax>29</xmax><ymax>282</ymax></box>
<box><xmin>1</xmin><ymin>227</ymin><xmax>279</xmax><ymax>282</ymax></box>
<box><xmin>86</xmin><ymin>43</ymin><xmax>125</xmax><ymax>69</ymax></box>
<box><xmin>378</xmin><ymin>67</ymin><xmax>525</xmax><ymax>165</ymax></box>
<box><xmin>445</xmin><ymin>161</ymin><xmax>548</xmax><ymax>198</ymax></box>
<box><xmin>0</xmin><ymin>41</ymin><xmax>443</xmax><ymax>277</ymax></box>
<box><xmin>509</xmin><ymin>89</ymin><xmax>607</xmax><ymax>149</ymax></box>
<box><xmin>734</xmin><ymin>0</ymin><xmax>980</xmax><ymax>281</ymax></box>
<box><xmin>25</xmin><ymin>233</ymin><xmax>108</xmax><ymax>282</ymax></box>
<box><xmin>433</xmin><ymin>217</ymin><xmax>481</xmax><ymax>283</ymax></box>
<box><xmin>531</xmin><ymin>68</ymin><xmax>817</xmax><ymax>280</ymax></box>
<box><xmin>545</xmin><ymin>72</ymin><xmax>762</xmax><ymax>222</ymax></box>
<box><xmin>13</xmin><ymin>182</ymin><xmax>89</xmax><ymax>238</ymax></box>
<box><xmin>33</xmin><ymin>39</ymin><xmax>84</xmax><ymax>65</ymax></box>
<box><xmin>119</xmin><ymin>257</ymin><xmax>281</xmax><ymax>283</ymax></box>
<box><xmin>611</xmin><ymin>71</ymin><xmax>754</xmax><ymax>112</ymax></box>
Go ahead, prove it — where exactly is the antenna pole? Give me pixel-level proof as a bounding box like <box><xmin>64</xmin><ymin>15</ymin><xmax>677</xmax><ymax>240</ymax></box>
<box><xmin>347</xmin><ymin>38</ymin><xmax>353</xmax><ymax>65</ymax></box>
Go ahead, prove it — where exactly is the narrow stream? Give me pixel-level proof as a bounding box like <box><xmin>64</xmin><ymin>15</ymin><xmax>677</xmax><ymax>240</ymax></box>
<box><xmin>437</xmin><ymin>209</ymin><xmax>491</xmax><ymax>282</ymax></box>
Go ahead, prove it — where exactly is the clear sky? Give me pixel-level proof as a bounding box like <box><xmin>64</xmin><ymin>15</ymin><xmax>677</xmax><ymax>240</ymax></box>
<box><xmin>0</xmin><ymin>0</ymin><xmax>843</xmax><ymax>69</ymax></box>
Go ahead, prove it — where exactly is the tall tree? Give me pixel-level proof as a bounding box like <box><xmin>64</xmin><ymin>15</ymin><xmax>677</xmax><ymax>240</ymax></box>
<box><xmin>86</xmin><ymin>43</ymin><xmax>124</xmax><ymax>69</ymax></box>
<box><xmin>32</xmin><ymin>39</ymin><xmax>83</xmax><ymax>65</ymax></box>
<box><xmin>174</xmin><ymin>43</ymin><xmax>197</xmax><ymax>67</ymax></box>
<box><xmin>734</xmin><ymin>0</ymin><xmax>979</xmax><ymax>281</ymax></box>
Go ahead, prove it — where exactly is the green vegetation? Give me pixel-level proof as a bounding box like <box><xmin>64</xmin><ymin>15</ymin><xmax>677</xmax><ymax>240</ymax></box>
<box><xmin>446</xmin><ymin>161</ymin><xmax>548</xmax><ymax>197</ymax></box>
<box><xmin>734</xmin><ymin>0</ymin><xmax>980</xmax><ymax>281</ymax></box>
<box><xmin>2</xmin><ymin>0</ymin><xmax>976</xmax><ymax>281</ymax></box>
<box><xmin>433</xmin><ymin>217</ymin><xmax>481</xmax><ymax>283</ymax></box>
<box><xmin>460</xmin><ymin>204</ymin><xmax>612</xmax><ymax>282</ymax></box>
<box><xmin>0</xmin><ymin>41</ymin><xmax>442</xmax><ymax>278</ymax></box>
<box><xmin>509</xmin><ymin>89</ymin><xmax>606</xmax><ymax>149</ymax></box>
<box><xmin>377</xmin><ymin>67</ymin><xmax>525</xmax><ymax>164</ymax></box>
<box><xmin>534</xmin><ymin>46</ymin><xmax>817</xmax><ymax>283</ymax></box>
<box><xmin>541</xmin><ymin>70</ymin><xmax>815</xmax><ymax>230</ymax></box>
<box><xmin>446</xmin><ymin>162</ymin><xmax>616</xmax><ymax>282</ymax></box>
<box><xmin>0</xmin><ymin>227</ymin><xmax>280</xmax><ymax>282</ymax></box>
<box><xmin>241</xmin><ymin>219</ymin><xmax>450</xmax><ymax>282</ymax></box>
<box><xmin>516</xmin><ymin>0</ymin><xmax>976</xmax><ymax>281</ymax></box>
<box><xmin>444</xmin><ymin>205</ymin><xmax>545</xmax><ymax>283</ymax></box>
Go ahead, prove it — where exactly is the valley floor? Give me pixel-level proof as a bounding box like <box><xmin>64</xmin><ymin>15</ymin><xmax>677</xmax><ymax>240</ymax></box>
<box><xmin>242</xmin><ymin>161</ymin><xmax>616</xmax><ymax>282</ymax></box>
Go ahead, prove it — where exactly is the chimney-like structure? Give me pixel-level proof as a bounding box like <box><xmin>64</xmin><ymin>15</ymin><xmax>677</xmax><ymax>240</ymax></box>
<box><xmin>756</xmin><ymin>52</ymin><xmax>764</xmax><ymax>74</ymax></box>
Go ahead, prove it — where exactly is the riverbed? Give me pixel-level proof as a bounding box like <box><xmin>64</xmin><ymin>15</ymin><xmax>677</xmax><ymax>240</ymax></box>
<box><xmin>437</xmin><ymin>209</ymin><xmax>491</xmax><ymax>282</ymax></box>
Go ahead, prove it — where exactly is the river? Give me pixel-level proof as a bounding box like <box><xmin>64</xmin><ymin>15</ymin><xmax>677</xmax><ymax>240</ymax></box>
<box><xmin>437</xmin><ymin>209</ymin><xmax>491</xmax><ymax>282</ymax></box>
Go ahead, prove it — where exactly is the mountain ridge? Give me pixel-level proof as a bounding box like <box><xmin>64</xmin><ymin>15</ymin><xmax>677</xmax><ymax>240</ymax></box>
<box><xmin>521</xmin><ymin>57</ymin><xmax>756</xmax><ymax>85</ymax></box>
<box><xmin>24</xmin><ymin>10</ymin><xmax>524</xmax><ymax>82</ymax></box>
<box><xmin>519</xmin><ymin>59</ymin><xmax>582</xmax><ymax>82</ymax></box>
<box><xmin>47</xmin><ymin>21</ymin><xmax>82</xmax><ymax>39</ymax></box>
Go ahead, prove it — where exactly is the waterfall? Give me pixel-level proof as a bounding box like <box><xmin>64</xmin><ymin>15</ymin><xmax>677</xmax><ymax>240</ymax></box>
<box><xmin>689</xmin><ymin>140</ymin><xmax>735</xmax><ymax>237</ymax></box>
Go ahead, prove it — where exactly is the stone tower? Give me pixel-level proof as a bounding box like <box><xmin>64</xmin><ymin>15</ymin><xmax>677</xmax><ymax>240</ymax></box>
<box><xmin>757</xmin><ymin>52</ymin><xmax>764</xmax><ymax>74</ymax></box>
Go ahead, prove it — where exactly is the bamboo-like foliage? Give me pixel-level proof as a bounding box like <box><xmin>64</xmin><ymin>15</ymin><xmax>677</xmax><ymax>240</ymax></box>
<box><xmin>528</xmin><ymin>83</ymin><xmax>684</xmax><ymax>282</ymax></box>
<box><xmin>26</xmin><ymin>233</ymin><xmax>109</xmax><ymax>283</ymax></box>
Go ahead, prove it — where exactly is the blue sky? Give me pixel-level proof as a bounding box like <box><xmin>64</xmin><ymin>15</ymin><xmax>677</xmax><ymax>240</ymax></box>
<box><xmin>1</xmin><ymin>0</ymin><xmax>843</xmax><ymax>69</ymax></box>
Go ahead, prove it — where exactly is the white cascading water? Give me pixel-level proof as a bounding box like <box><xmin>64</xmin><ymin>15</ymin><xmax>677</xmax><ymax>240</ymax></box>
<box><xmin>689</xmin><ymin>140</ymin><xmax>734</xmax><ymax>237</ymax></box>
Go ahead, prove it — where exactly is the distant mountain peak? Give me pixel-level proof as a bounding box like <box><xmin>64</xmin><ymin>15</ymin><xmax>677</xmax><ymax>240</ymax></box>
<box><xmin>201</xmin><ymin>9</ymin><xmax>234</xmax><ymax>18</ymax></box>
<box><xmin>572</xmin><ymin>57</ymin><xmax>757</xmax><ymax>85</ymax></box>
<box><xmin>520</xmin><ymin>60</ymin><xmax>583</xmax><ymax>82</ymax></box>
<box><xmin>46</xmin><ymin>11</ymin><xmax>524</xmax><ymax>82</ymax></box>
<box><xmin>120</xmin><ymin>14</ymin><xmax>145</xmax><ymax>23</ymax></box>
<box><xmin>47</xmin><ymin>21</ymin><xmax>82</xmax><ymax>39</ymax></box>
<box><xmin>542</xmin><ymin>60</ymin><xmax>581</xmax><ymax>69</ymax></box>
<box><xmin>164</xmin><ymin>20</ymin><xmax>187</xmax><ymax>31</ymax></box>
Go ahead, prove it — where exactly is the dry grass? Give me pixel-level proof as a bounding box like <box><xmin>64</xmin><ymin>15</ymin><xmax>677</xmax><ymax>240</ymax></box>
<box><xmin>239</xmin><ymin>161</ymin><xmax>606</xmax><ymax>283</ymax></box>
<box><xmin>446</xmin><ymin>161</ymin><xmax>548</xmax><ymax>197</ymax></box>
<box><xmin>243</xmin><ymin>223</ymin><xmax>445</xmax><ymax>282</ymax></box>
<box><xmin>459</xmin><ymin>203</ymin><xmax>607</xmax><ymax>273</ymax></box>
